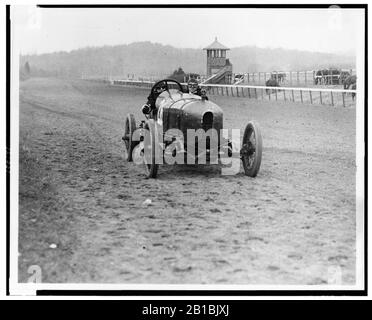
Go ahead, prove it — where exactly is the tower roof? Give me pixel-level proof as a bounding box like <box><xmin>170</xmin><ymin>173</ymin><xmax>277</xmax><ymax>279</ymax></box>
<box><xmin>203</xmin><ymin>37</ymin><xmax>230</xmax><ymax>50</ymax></box>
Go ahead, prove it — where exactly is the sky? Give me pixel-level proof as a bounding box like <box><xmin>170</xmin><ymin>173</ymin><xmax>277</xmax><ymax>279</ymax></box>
<box><xmin>12</xmin><ymin>6</ymin><xmax>363</xmax><ymax>56</ymax></box>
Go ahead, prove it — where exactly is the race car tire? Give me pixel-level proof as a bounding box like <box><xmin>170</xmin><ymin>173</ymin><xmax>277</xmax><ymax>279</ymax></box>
<box><xmin>241</xmin><ymin>121</ymin><xmax>263</xmax><ymax>177</ymax></box>
<box><xmin>123</xmin><ymin>113</ymin><xmax>137</xmax><ymax>162</ymax></box>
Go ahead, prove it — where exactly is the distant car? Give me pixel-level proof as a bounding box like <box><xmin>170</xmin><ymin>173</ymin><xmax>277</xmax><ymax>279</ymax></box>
<box><xmin>314</xmin><ymin>68</ymin><xmax>342</xmax><ymax>85</ymax></box>
<box><xmin>270</xmin><ymin>72</ymin><xmax>286</xmax><ymax>83</ymax></box>
<box><xmin>122</xmin><ymin>79</ymin><xmax>263</xmax><ymax>178</ymax></box>
<box><xmin>328</xmin><ymin>68</ymin><xmax>341</xmax><ymax>84</ymax></box>
<box><xmin>234</xmin><ymin>74</ymin><xmax>245</xmax><ymax>82</ymax></box>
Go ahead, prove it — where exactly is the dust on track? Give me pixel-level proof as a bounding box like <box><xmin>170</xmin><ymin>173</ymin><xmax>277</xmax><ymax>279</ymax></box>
<box><xmin>18</xmin><ymin>77</ymin><xmax>356</xmax><ymax>284</ymax></box>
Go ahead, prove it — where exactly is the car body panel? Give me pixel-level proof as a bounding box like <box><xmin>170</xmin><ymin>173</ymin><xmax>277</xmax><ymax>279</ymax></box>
<box><xmin>155</xmin><ymin>89</ymin><xmax>223</xmax><ymax>143</ymax></box>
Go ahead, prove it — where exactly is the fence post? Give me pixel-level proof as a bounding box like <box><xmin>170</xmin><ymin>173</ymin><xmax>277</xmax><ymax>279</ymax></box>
<box><xmin>221</xmin><ymin>86</ymin><xmax>224</xmax><ymax>96</ymax></box>
<box><xmin>275</xmin><ymin>89</ymin><xmax>278</xmax><ymax>101</ymax></box>
<box><xmin>300</xmin><ymin>90</ymin><xmax>303</xmax><ymax>103</ymax></box>
<box><xmin>226</xmin><ymin>86</ymin><xmax>229</xmax><ymax>96</ymax></box>
<box><xmin>236</xmin><ymin>87</ymin><xmax>239</xmax><ymax>97</ymax></box>
<box><xmin>309</xmin><ymin>90</ymin><xmax>313</xmax><ymax>104</ymax></box>
<box><xmin>342</xmin><ymin>92</ymin><xmax>345</xmax><ymax>107</ymax></box>
<box><xmin>261</xmin><ymin>88</ymin><xmax>264</xmax><ymax>99</ymax></box>
<box><xmin>291</xmin><ymin>89</ymin><xmax>295</xmax><ymax>102</ymax></box>
<box><xmin>319</xmin><ymin>91</ymin><xmax>323</xmax><ymax>104</ymax></box>
<box><xmin>283</xmin><ymin>90</ymin><xmax>286</xmax><ymax>101</ymax></box>
<box><xmin>255</xmin><ymin>88</ymin><xmax>257</xmax><ymax>99</ymax></box>
<box><xmin>330</xmin><ymin>91</ymin><xmax>334</xmax><ymax>106</ymax></box>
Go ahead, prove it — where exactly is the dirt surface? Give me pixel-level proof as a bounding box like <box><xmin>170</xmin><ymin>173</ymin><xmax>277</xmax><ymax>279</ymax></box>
<box><xmin>18</xmin><ymin>78</ymin><xmax>356</xmax><ymax>285</ymax></box>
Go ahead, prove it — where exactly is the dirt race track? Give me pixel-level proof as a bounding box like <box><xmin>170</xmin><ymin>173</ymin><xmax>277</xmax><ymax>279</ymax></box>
<box><xmin>18</xmin><ymin>78</ymin><xmax>356</xmax><ymax>285</ymax></box>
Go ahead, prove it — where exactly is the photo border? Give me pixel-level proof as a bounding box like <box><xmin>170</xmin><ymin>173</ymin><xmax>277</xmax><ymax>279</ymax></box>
<box><xmin>6</xmin><ymin>3</ymin><xmax>368</xmax><ymax>297</ymax></box>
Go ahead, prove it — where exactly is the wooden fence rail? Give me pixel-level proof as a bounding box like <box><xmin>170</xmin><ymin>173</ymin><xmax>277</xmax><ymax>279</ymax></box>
<box><xmin>85</xmin><ymin>78</ymin><xmax>356</xmax><ymax>108</ymax></box>
<box><xmin>201</xmin><ymin>83</ymin><xmax>356</xmax><ymax>107</ymax></box>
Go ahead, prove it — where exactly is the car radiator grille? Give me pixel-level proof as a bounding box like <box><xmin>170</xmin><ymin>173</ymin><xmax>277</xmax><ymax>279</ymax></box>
<box><xmin>202</xmin><ymin>111</ymin><xmax>213</xmax><ymax>131</ymax></box>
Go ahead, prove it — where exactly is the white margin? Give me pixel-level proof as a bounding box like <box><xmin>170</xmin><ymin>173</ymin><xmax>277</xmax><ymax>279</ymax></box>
<box><xmin>5</xmin><ymin>2</ymin><xmax>368</xmax><ymax>298</ymax></box>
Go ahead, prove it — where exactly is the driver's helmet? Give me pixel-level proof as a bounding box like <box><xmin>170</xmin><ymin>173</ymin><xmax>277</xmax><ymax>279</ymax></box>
<box><xmin>188</xmin><ymin>79</ymin><xmax>199</xmax><ymax>94</ymax></box>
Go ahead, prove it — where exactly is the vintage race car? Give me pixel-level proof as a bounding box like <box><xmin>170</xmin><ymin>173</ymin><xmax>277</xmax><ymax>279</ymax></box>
<box><xmin>122</xmin><ymin>79</ymin><xmax>262</xmax><ymax>178</ymax></box>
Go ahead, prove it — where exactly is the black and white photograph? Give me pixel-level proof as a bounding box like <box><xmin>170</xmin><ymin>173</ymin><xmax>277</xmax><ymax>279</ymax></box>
<box><xmin>7</xmin><ymin>3</ymin><xmax>366</xmax><ymax>296</ymax></box>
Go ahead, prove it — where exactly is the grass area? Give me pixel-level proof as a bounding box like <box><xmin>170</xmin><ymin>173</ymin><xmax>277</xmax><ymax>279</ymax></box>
<box><xmin>19</xmin><ymin>140</ymin><xmax>55</xmax><ymax>205</ymax></box>
<box><xmin>18</xmin><ymin>134</ymin><xmax>77</xmax><ymax>283</ymax></box>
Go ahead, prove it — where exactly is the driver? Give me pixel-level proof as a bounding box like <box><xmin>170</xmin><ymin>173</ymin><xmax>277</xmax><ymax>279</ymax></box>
<box><xmin>142</xmin><ymin>81</ymin><xmax>167</xmax><ymax>115</ymax></box>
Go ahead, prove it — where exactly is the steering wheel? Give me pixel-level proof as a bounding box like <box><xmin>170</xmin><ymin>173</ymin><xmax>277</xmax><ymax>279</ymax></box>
<box><xmin>150</xmin><ymin>79</ymin><xmax>184</xmax><ymax>98</ymax></box>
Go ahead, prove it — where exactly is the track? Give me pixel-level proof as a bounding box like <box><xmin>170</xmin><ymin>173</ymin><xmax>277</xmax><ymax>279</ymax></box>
<box><xmin>18</xmin><ymin>77</ymin><xmax>356</xmax><ymax>284</ymax></box>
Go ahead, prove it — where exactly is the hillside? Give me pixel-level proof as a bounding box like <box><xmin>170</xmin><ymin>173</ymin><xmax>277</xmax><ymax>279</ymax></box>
<box><xmin>20</xmin><ymin>41</ymin><xmax>355</xmax><ymax>79</ymax></box>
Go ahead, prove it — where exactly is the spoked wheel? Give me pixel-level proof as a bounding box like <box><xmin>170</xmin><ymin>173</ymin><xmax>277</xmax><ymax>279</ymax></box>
<box><xmin>241</xmin><ymin>121</ymin><xmax>262</xmax><ymax>177</ymax></box>
<box><xmin>143</xmin><ymin>119</ymin><xmax>159</xmax><ymax>178</ymax></box>
<box><xmin>122</xmin><ymin>113</ymin><xmax>137</xmax><ymax>162</ymax></box>
<box><xmin>227</xmin><ymin>139</ymin><xmax>233</xmax><ymax>157</ymax></box>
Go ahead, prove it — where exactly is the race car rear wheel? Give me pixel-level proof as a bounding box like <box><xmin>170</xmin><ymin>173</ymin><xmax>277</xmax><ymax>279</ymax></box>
<box><xmin>122</xmin><ymin>113</ymin><xmax>137</xmax><ymax>162</ymax></box>
<box><xmin>143</xmin><ymin>119</ymin><xmax>159</xmax><ymax>178</ymax></box>
<box><xmin>241</xmin><ymin>121</ymin><xmax>262</xmax><ymax>177</ymax></box>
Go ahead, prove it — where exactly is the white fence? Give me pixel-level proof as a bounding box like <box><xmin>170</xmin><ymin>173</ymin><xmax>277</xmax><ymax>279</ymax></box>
<box><xmin>86</xmin><ymin>78</ymin><xmax>356</xmax><ymax>108</ymax></box>
<box><xmin>240</xmin><ymin>69</ymin><xmax>356</xmax><ymax>87</ymax></box>
<box><xmin>199</xmin><ymin>83</ymin><xmax>356</xmax><ymax>107</ymax></box>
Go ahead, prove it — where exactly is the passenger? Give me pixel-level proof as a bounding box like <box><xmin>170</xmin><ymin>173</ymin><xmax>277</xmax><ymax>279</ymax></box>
<box><xmin>188</xmin><ymin>79</ymin><xmax>208</xmax><ymax>100</ymax></box>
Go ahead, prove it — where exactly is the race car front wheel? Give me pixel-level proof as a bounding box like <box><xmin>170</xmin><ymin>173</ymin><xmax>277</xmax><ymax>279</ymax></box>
<box><xmin>122</xmin><ymin>113</ymin><xmax>137</xmax><ymax>162</ymax></box>
<box><xmin>241</xmin><ymin>121</ymin><xmax>262</xmax><ymax>177</ymax></box>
